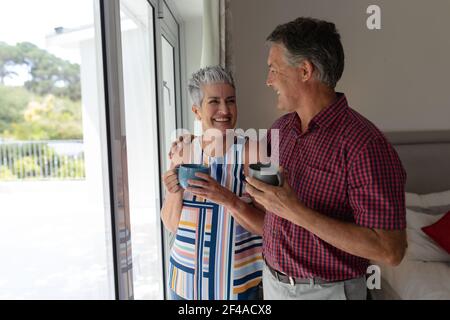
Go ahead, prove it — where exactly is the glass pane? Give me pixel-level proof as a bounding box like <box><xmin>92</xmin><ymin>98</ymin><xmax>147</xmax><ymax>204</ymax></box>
<box><xmin>0</xmin><ymin>0</ymin><xmax>114</xmax><ymax>299</ymax></box>
<box><xmin>161</xmin><ymin>36</ymin><xmax>177</xmax><ymax>170</ymax></box>
<box><xmin>119</xmin><ymin>0</ymin><xmax>164</xmax><ymax>299</ymax></box>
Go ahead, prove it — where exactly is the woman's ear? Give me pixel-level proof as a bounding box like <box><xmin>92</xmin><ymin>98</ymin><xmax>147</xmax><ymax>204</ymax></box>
<box><xmin>192</xmin><ymin>105</ymin><xmax>202</xmax><ymax>121</ymax></box>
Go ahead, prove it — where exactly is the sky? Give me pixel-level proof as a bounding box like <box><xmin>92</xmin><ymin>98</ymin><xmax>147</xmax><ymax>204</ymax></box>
<box><xmin>0</xmin><ymin>0</ymin><xmax>96</xmax><ymax>84</ymax></box>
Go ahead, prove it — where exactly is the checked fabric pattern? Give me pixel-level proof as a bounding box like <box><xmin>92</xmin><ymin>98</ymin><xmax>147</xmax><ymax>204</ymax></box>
<box><xmin>263</xmin><ymin>93</ymin><xmax>407</xmax><ymax>281</ymax></box>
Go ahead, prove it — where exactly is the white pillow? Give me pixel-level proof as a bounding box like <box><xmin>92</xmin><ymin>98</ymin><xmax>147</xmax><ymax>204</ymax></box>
<box><xmin>406</xmin><ymin>190</ymin><xmax>450</xmax><ymax>208</ymax></box>
<box><xmin>406</xmin><ymin>208</ymin><xmax>450</xmax><ymax>262</ymax></box>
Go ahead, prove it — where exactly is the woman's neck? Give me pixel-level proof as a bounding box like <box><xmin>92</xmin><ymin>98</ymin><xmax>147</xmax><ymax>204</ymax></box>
<box><xmin>201</xmin><ymin>133</ymin><xmax>234</xmax><ymax>158</ymax></box>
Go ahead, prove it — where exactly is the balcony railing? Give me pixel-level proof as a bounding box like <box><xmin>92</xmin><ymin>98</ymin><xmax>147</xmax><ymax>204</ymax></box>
<box><xmin>0</xmin><ymin>140</ymin><xmax>85</xmax><ymax>180</ymax></box>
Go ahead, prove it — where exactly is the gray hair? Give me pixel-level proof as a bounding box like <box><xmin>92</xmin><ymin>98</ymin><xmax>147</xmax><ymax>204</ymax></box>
<box><xmin>267</xmin><ymin>17</ymin><xmax>345</xmax><ymax>88</ymax></box>
<box><xmin>188</xmin><ymin>66</ymin><xmax>235</xmax><ymax>106</ymax></box>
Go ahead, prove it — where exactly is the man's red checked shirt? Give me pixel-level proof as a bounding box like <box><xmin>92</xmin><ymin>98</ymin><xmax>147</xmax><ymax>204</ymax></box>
<box><xmin>263</xmin><ymin>93</ymin><xmax>406</xmax><ymax>281</ymax></box>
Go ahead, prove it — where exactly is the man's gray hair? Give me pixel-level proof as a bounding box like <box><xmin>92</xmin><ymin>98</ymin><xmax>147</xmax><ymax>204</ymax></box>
<box><xmin>188</xmin><ymin>66</ymin><xmax>235</xmax><ymax>106</ymax></box>
<box><xmin>267</xmin><ymin>17</ymin><xmax>345</xmax><ymax>89</ymax></box>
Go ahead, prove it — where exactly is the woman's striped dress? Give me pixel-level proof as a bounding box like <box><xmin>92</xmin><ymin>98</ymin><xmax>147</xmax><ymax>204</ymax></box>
<box><xmin>168</xmin><ymin>136</ymin><xmax>263</xmax><ymax>300</ymax></box>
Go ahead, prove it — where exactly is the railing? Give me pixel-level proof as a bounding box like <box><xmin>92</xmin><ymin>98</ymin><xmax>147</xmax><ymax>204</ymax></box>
<box><xmin>0</xmin><ymin>140</ymin><xmax>85</xmax><ymax>180</ymax></box>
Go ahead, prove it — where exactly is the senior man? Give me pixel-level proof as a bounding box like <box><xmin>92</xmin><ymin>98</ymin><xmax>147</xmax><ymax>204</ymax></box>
<box><xmin>245</xmin><ymin>17</ymin><xmax>407</xmax><ymax>300</ymax></box>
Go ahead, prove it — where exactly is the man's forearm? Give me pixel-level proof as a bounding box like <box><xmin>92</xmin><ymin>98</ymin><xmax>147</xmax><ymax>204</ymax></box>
<box><xmin>287</xmin><ymin>200</ymin><xmax>405</xmax><ymax>265</ymax></box>
<box><xmin>228</xmin><ymin>197</ymin><xmax>265</xmax><ymax>236</ymax></box>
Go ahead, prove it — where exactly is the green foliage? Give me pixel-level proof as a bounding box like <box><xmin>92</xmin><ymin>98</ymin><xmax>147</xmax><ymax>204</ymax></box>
<box><xmin>57</xmin><ymin>157</ymin><xmax>85</xmax><ymax>178</ymax></box>
<box><xmin>0</xmin><ymin>165</ymin><xmax>16</xmax><ymax>180</ymax></box>
<box><xmin>0</xmin><ymin>42</ymin><xmax>85</xmax><ymax>180</ymax></box>
<box><xmin>0</xmin><ymin>41</ymin><xmax>23</xmax><ymax>84</ymax></box>
<box><xmin>0</xmin><ymin>85</ymin><xmax>31</xmax><ymax>134</ymax></box>
<box><xmin>0</xmin><ymin>143</ymin><xmax>85</xmax><ymax>180</ymax></box>
<box><xmin>3</xmin><ymin>94</ymin><xmax>83</xmax><ymax>140</ymax></box>
<box><xmin>0</xmin><ymin>42</ymin><xmax>24</xmax><ymax>82</ymax></box>
<box><xmin>0</xmin><ymin>41</ymin><xmax>83</xmax><ymax>140</ymax></box>
<box><xmin>0</xmin><ymin>142</ymin><xmax>56</xmax><ymax>159</ymax></box>
<box><xmin>13</xmin><ymin>156</ymin><xmax>41</xmax><ymax>178</ymax></box>
<box><xmin>0</xmin><ymin>42</ymin><xmax>81</xmax><ymax>100</ymax></box>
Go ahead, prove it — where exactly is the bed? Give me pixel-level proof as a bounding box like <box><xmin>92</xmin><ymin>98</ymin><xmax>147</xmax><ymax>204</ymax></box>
<box><xmin>369</xmin><ymin>131</ymin><xmax>450</xmax><ymax>300</ymax></box>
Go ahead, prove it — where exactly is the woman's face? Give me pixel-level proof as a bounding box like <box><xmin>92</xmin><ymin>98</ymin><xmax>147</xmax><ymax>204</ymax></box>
<box><xmin>192</xmin><ymin>83</ymin><xmax>237</xmax><ymax>134</ymax></box>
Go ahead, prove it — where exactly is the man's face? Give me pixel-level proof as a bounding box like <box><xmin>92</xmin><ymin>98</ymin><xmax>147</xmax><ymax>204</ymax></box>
<box><xmin>192</xmin><ymin>83</ymin><xmax>237</xmax><ymax>134</ymax></box>
<box><xmin>266</xmin><ymin>44</ymin><xmax>303</xmax><ymax>112</ymax></box>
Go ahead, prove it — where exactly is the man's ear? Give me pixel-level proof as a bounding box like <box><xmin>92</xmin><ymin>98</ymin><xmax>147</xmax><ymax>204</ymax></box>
<box><xmin>192</xmin><ymin>105</ymin><xmax>202</xmax><ymax>121</ymax></box>
<box><xmin>299</xmin><ymin>60</ymin><xmax>315</xmax><ymax>82</ymax></box>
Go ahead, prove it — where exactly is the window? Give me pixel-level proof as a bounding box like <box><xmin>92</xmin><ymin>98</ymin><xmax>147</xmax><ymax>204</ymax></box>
<box><xmin>0</xmin><ymin>0</ymin><xmax>114</xmax><ymax>299</ymax></box>
<box><xmin>119</xmin><ymin>0</ymin><xmax>164</xmax><ymax>299</ymax></box>
<box><xmin>0</xmin><ymin>0</ymin><xmax>185</xmax><ymax>300</ymax></box>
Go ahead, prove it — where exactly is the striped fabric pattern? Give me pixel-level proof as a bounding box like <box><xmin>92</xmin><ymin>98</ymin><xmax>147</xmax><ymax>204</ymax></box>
<box><xmin>169</xmin><ymin>137</ymin><xmax>263</xmax><ymax>300</ymax></box>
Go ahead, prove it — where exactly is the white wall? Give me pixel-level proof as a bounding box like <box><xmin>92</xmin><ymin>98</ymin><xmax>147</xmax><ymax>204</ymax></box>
<box><xmin>230</xmin><ymin>0</ymin><xmax>450</xmax><ymax>132</ymax></box>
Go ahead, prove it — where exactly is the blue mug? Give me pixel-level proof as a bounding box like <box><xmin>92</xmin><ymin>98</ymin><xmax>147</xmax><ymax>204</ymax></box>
<box><xmin>177</xmin><ymin>164</ymin><xmax>210</xmax><ymax>189</ymax></box>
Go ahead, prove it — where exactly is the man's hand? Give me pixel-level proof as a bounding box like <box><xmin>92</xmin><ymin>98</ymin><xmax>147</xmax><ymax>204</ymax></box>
<box><xmin>186</xmin><ymin>172</ymin><xmax>237</xmax><ymax>207</ymax></box>
<box><xmin>245</xmin><ymin>167</ymin><xmax>299</xmax><ymax>220</ymax></box>
<box><xmin>168</xmin><ymin>134</ymin><xmax>195</xmax><ymax>165</ymax></box>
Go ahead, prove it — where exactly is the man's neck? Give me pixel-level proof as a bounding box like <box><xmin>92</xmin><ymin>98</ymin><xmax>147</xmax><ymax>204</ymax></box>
<box><xmin>295</xmin><ymin>88</ymin><xmax>337</xmax><ymax>133</ymax></box>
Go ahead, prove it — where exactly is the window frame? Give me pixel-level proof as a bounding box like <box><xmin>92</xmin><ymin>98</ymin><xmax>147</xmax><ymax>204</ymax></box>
<box><xmin>99</xmin><ymin>0</ymin><xmax>186</xmax><ymax>300</ymax></box>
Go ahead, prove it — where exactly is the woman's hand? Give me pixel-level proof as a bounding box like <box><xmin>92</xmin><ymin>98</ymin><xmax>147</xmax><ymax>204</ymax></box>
<box><xmin>186</xmin><ymin>172</ymin><xmax>237</xmax><ymax>207</ymax></box>
<box><xmin>163</xmin><ymin>165</ymin><xmax>182</xmax><ymax>194</ymax></box>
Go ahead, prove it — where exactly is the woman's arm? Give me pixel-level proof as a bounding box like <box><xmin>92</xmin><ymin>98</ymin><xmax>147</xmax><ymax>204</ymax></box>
<box><xmin>162</xmin><ymin>134</ymin><xmax>197</xmax><ymax>233</ymax></box>
<box><xmin>160</xmin><ymin>191</ymin><xmax>183</xmax><ymax>234</ymax></box>
<box><xmin>160</xmin><ymin>163</ymin><xmax>184</xmax><ymax>234</ymax></box>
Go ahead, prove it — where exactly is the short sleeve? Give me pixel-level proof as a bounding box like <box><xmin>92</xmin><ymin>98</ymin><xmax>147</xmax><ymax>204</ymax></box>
<box><xmin>348</xmin><ymin>137</ymin><xmax>407</xmax><ymax>229</ymax></box>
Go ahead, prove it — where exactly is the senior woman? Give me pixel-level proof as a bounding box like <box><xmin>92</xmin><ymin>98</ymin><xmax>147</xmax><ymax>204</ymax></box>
<box><xmin>161</xmin><ymin>66</ymin><xmax>265</xmax><ymax>300</ymax></box>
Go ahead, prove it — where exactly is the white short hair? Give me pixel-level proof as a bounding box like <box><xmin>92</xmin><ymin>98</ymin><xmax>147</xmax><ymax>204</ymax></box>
<box><xmin>188</xmin><ymin>66</ymin><xmax>235</xmax><ymax>106</ymax></box>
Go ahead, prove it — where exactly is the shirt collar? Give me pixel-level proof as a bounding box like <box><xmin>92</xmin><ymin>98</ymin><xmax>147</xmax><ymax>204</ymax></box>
<box><xmin>288</xmin><ymin>92</ymin><xmax>349</xmax><ymax>134</ymax></box>
<box><xmin>311</xmin><ymin>92</ymin><xmax>348</xmax><ymax>129</ymax></box>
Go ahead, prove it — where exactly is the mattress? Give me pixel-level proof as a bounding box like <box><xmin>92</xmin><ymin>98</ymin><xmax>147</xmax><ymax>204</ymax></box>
<box><xmin>376</xmin><ymin>259</ymin><xmax>450</xmax><ymax>300</ymax></box>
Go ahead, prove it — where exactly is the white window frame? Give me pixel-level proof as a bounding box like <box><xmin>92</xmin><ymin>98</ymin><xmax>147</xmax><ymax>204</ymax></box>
<box><xmin>99</xmin><ymin>0</ymin><xmax>186</xmax><ymax>300</ymax></box>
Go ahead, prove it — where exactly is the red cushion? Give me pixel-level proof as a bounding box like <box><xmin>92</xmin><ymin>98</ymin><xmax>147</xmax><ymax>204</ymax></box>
<box><xmin>422</xmin><ymin>211</ymin><xmax>450</xmax><ymax>254</ymax></box>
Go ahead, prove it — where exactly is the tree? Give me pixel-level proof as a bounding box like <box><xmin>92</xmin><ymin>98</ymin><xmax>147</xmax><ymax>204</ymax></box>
<box><xmin>0</xmin><ymin>42</ymin><xmax>81</xmax><ymax>100</ymax></box>
<box><xmin>6</xmin><ymin>94</ymin><xmax>83</xmax><ymax>140</ymax></box>
<box><xmin>0</xmin><ymin>42</ymin><xmax>23</xmax><ymax>84</ymax></box>
<box><xmin>0</xmin><ymin>85</ymin><xmax>31</xmax><ymax>134</ymax></box>
<box><xmin>16</xmin><ymin>42</ymin><xmax>81</xmax><ymax>101</ymax></box>
<box><xmin>0</xmin><ymin>42</ymin><xmax>83</xmax><ymax>139</ymax></box>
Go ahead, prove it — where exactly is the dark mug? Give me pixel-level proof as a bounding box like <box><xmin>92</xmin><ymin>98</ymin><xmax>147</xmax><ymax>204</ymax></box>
<box><xmin>248</xmin><ymin>162</ymin><xmax>283</xmax><ymax>186</ymax></box>
<box><xmin>177</xmin><ymin>164</ymin><xmax>210</xmax><ymax>189</ymax></box>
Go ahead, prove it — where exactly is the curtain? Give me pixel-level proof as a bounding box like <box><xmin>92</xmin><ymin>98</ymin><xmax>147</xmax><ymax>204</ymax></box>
<box><xmin>200</xmin><ymin>0</ymin><xmax>220</xmax><ymax>67</ymax></box>
<box><xmin>200</xmin><ymin>0</ymin><xmax>232</xmax><ymax>69</ymax></box>
<box><xmin>196</xmin><ymin>0</ymin><xmax>231</xmax><ymax>134</ymax></box>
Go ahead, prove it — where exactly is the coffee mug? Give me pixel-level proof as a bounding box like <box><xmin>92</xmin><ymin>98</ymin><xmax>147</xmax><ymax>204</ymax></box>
<box><xmin>177</xmin><ymin>164</ymin><xmax>210</xmax><ymax>189</ymax></box>
<box><xmin>248</xmin><ymin>162</ymin><xmax>283</xmax><ymax>186</ymax></box>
